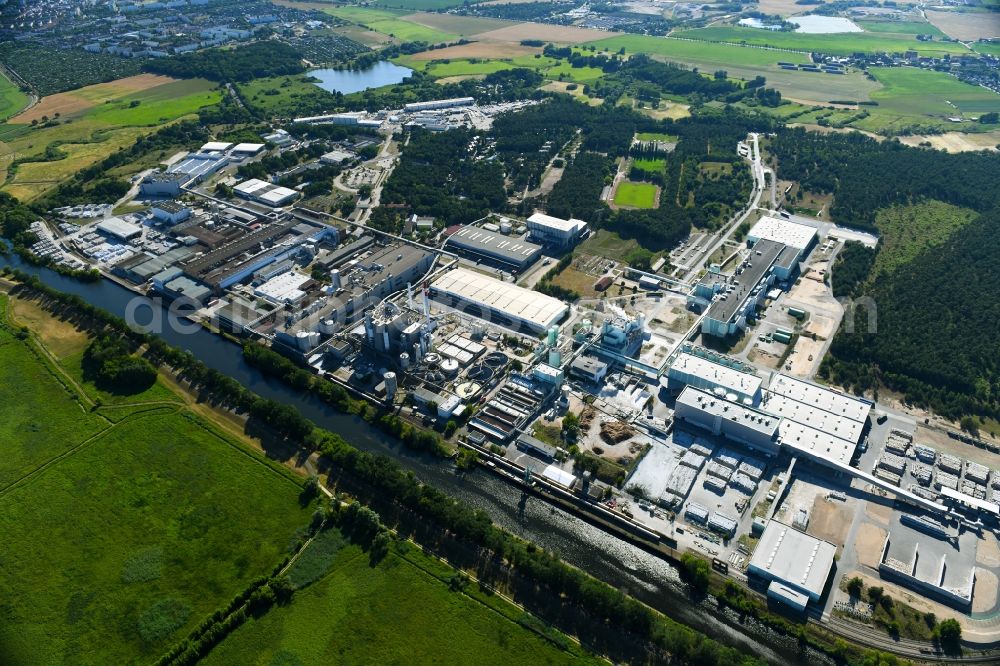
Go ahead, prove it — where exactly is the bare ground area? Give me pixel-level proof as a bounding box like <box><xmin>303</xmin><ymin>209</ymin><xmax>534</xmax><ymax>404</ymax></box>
<box><xmin>436</xmin><ymin>74</ymin><xmax>487</xmax><ymax>84</ymax></box>
<box><xmin>854</xmin><ymin>523</ymin><xmax>887</xmax><ymax>568</ymax></box>
<box><xmin>973</xmin><ymin>568</ymin><xmax>999</xmax><ymax>613</ymax></box>
<box><xmin>475</xmin><ymin>23</ymin><xmax>619</xmax><ymax>44</ymax></box>
<box><xmin>898</xmin><ymin>131</ymin><xmax>1000</xmax><ymax>153</ymax></box>
<box><xmin>13</xmin><ymin>74</ymin><xmax>179</xmax><ymax>123</ymax></box>
<box><xmin>758</xmin><ymin>0</ymin><xmax>817</xmax><ymax>16</ymax></box>
<box><xmin>410</xmin><ymin>41</ymin><xmax>540</xmax><ymax>60</ymax></box>
<box><xmin>926</xmin><ymin>10</ymin><xmax>1000</xmax><ymax>41</ymax></box>
<box><xmin>865</xmin><ymin>501</ymin><xmax>892</xmax><ymax>525</ymax></box>
<box><xmin>910</xmin><ymin>424</ymin><xmax>1000</xmax><ymax>468</ymax></box>
<box><xmin>807</xmin><ymin>496</ymin><xmax>852</xmax><ymax>549</ymax></box>
<box><xmin>9</xmin><ymin>296</ymin><xmax>89</xmax><ymax>359</ymax></box>
<box><xmin>977</xmin><ymin>532</ymin><xmax>1000</xmax><ymax>568</ymax></box>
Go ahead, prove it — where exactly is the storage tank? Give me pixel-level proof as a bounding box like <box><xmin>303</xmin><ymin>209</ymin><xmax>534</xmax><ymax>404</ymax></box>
<box><xmin>440</xmin><ymin>358</ymin><xmax>460</xmax><ymax>377</ymax></box>
<box><xmin>296</xmin><ymin>330</ymin><xmax>319</xmax><ymax>350</ymax></box>
<box><xmin>399</xmin><ymin>352</ymin><xmax>410</xmax><ymax>369</ymax></box>
<box><xmin>424</xmin><ymin>352</ymin><xmax>441</xmax><ymax>365</ymax></box>
<box><xmin>318</xmin><ymin>318</ymin><xmax>336</xmax><ymax>335</ymax></box>
<box><xmin>499</xmin><ymin>220</ymin><xmax>512</xmax><ymax>234</ymax></box>
<box><xmin>548</xmin><ymin>349</ymin><xmax>562</xmax><ymax>367</ymax></box>
<box><xmin>547</xmin><ymin>326</ymin><xmax>559</xmax><ymax>347</ymax></box>
<box><xmin>412</xmin><ymin>342</ymin><xmax>422</xmax><ymax>363</ymax></box>
<box><xmin>560</xmin><ymin>384</ymin><xmax>571</xmax><ymax>403</ymax></box>
<box><xmin>383</xmin><ymin>372</ymin><xmax>397</xmax><ymax>400</ymax></box>
<box><xmin>330</xmin><ymin>269</ymin><xmax>341</xmax><ymax>289</ymax></box>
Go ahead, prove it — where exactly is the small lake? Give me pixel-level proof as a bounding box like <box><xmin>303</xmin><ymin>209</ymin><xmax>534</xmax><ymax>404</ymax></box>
<box><xmin>309</xmin><ymin>61</ymin><xmax>414</xmax><ymax>95</ymax></box>
<box><xmin>790</xmin><ymin>15</ymin><xmax>863</xmax><ymax>33</ymax></box>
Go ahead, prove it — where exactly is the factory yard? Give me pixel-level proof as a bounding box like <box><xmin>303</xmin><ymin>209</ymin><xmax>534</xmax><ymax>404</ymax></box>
<box><xmin>17</xmin><ymin>102</ymin><xmax>1000</xmax><ymax>658</ymax></box>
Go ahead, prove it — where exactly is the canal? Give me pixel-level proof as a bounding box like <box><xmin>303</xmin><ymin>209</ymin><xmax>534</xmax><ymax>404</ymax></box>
<box><xmin>3</xmin><ymin>254</ymin><xmax>824</xmax><ymax>664</ymax></box>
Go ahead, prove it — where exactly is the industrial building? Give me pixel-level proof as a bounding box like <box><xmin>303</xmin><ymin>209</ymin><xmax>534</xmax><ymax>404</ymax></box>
<box><xmin>674</xmin><ymin>387</ymin><xmax>781</xmax><ymax>456</ymax></box>
<box><xmin>699</xmin><ymin>240</ymin><xmax>784</xmax><ymax>338</ymax></box>
<box><xmin>526</xmin><ymin>212</ymin><xmax>588</xmax><ymax>248</ymax></box>
<box><xmin>430</xmin><ymin>267</ymin><xmax>569</xmax><ymax>334</ymax></box>
<box><xmin>748</xmin><ymin>520</ymin><xmax>837</xmax><ymax>610</ymax></box>
<box><xmin>746</xmin><ymin>216</ymin><xmax>817</xmax><ymax>273</ymax></box>
<box><xmin>879</xmin><ymin>532</ymin><xmax>974</xmax><ymax>610</ymax></box>
<box><xmin>151</xmin><ymin>201</ymin><xmax>191</xmax><ymax>225</ymax></box>
<box><xmin>167</xmin><ymin>152</ymin><xmax>229</xmax><ymax>183</ymax></box>
<box><xmin>140</xmin><ymin>171</ymin><xmax>187</xmax><ymax>197</ymax></box>
<box><xmin>233</xmin><ymin>178</ymin><xmax>299</xmax><ymax>207</ymax></box>
<box><xmin>446</xmin><ymin>225</ymin><xmax>542</xmax><ymax>271</ymax></box>
<box><xmin>569</xmin><ymin>356</ymin><xmax>608</xmax><ymax>384</ymax></box>
<box><xmin>403</xmin><ymin>97</ymin><xmax>474</xmax><ymax>113</ymax></box>
<box><xmin>762</xmin><ymin>374</ymin><xmax>871</xmax><ymax>467</ymax></box>
<box><xmin>96</xmin><ymin>217</ymin><xmax>143</xmax><ymax>241</ymax></box>
<box><xmin>667</xmin><ymin>346</ymin><xmax>763</xmax><ymax>405</ymax></box>
<box><xmin>272</xmin><ymin>243</ymin><xmax>435</xmax><ymax>353</ymax></box>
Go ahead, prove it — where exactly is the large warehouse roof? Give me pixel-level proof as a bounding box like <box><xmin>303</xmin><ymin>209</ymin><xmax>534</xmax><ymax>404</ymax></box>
<box><xmin>448</xmin><ymin>226</ymin><xmax>542</xmax><ymax>267</ymax></box>
<box><xmin>431</xmin><ymin>267</ymin><xmax>568</xmax><ymax>331</ymax></box>
<box><xmin>768</xmin><ymin>374</ymin><xmax>870</xmax><ymax>424</ymax></box>
<box><xmin>749</xmin><ymin>520</ymin><xmax>836</xmax><ymax>600</ymax></box>
<box><xmin>748</xmin><ymin>216</ymin><xmax>817</xmax><ymax>251</ymax></box>
<box><xmin>676</xmin><ymin>387</ymin><xmax>779</xmax><ymax>438</ymax></box>
<box><xmin>669</xmin><ymin>351</ymin><xmax>763</xmax><ymax>398</ymax></box>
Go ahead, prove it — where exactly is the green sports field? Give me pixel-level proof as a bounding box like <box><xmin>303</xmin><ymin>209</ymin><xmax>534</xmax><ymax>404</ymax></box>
<box><xmin>633</xmin><ymin>157</ymin><xmax>667</xmax><ymax>172</ymax></box>
<box><xmin>201</xmin><ymin>540</ymin><xmax>601</xmax><ymax>665</ymax></box>
<box><xmin>0</xmin><ymin>71</ymin><xmax>29</xmax><ymax>122</ymax></box>
<box><xmin>0</xmin><ymin>295</ymin><xmax>312</xmax><ymax>665</ymax></box>
<box><xmin>635</xmin><ymin>132</ymin><xmax>678</xmax><ymax>143</ymax></box>
<box><xmin>614</xmin><ymin>181</ymin><xmax>659</xmax><ymax>208</ymax></box>
<box><xmin>674</xmin><ymin>26</ymin><xmax>968</xmax><ymax>57</ymax></box>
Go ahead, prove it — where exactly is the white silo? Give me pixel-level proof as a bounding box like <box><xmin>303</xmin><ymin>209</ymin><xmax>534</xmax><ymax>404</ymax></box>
<box><xmin>383</xmin><ymin>372</ymin><xmax>397</xmax><ymax>400</ymax></box>
<box><xmin>330</xmin><ymin>269</ymin><xmax>341</xmax><ymax>289</ymax></box>
<box><xmin>399</xmin><ymin>352</ymin><xmax>410</xmax><ymax>369</ymax></box>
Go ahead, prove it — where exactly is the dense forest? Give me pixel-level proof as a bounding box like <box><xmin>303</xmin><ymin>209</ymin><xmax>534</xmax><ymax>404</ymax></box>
<box><xmin>145</xmin><ymin>41</ymin><xmax>306</xmax><ymax>82</ymax></box>
<box><xmin>375</xmin><ymin>128</ymin><xmax>505</xmax><ymax>230</ymax></box>
<box><xmin>546</xmin><ymin>152</ymin><xmax>613</xmax><ymax>223</ymax></box>
<box><xmin>771</xmin><ymin>130</ymin><xmax>1000</xmax><ymax>419</ymax></box>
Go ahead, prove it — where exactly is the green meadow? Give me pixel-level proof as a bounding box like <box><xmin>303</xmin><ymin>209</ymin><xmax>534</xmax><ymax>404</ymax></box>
<box><xmin>857</xmin><ymin>20</ymin><xmax>945</xmax><ymax>36</ymax></box>
<box><xmin>0</xmin><ymin>295</ymin><xmax>311</xmax><ymax>665</ymax></box>
<box><xmin>202</xmin><ymin>540</ymin><xmax>601</xmax><ymax>665</ymax></box>
<box><xmin>0</xmin><ymin>71</ymin><xmax>29</xmax><ymax>122</ymax></box>
<box><xmin>674</xmin><ymin>26</ymin><xmax>968</xmax><ymax>57</ymax></box>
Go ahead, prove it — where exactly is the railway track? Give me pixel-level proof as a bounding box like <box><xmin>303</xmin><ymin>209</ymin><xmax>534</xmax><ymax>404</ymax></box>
<box><xmin>826</xmin><ymin>616</ymin><xmax>1000</xmax><ymax>663</ymax></box>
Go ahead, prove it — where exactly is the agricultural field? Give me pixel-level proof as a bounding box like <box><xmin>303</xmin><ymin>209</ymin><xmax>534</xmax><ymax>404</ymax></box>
<box><xmin>589</xmin><ymin>34</ymin><xmax>810</xmax><ymax>67</ymax></box>
<box><xmin>673</xmin><ymin>26</ymin><xmax>968</xmax><ymax>57</ymax></box>
<box><xmin>201</xmin><ymin>540</ymin><xmax>600</xmax><ymax>665</ymax></box>
<box><xmin>0</xmin><ymin>71</ymin><xmax>29</xmax><ymax>122</ymax></box>
<box><xmin>926</xmin><ymin>9</ymin><xmax>1000</xmax><ymax>41</ymax></box>
<box><xmin>0</xmin><ymin>294</ymin><xmax>312</xmax><ymax>666</ymax></box>
<box><xmin>0</xmin><ymin>75</ymin><xmax>220</xmax><ymax>200</ymax></box>
<box><xmin>856</xmin><ymin>67</ymin><xmax>1000</xmax><ymax>131</ymax></box>
<box><xmin>614</xmin><ymin>181</ymin><xmax>659</xmax><ymax>209</ymax></box>
<box><xmin>857</xmin><ymin>19</ymin><xmax>945</xmax><ymax>36</ymax></box>
<box><xmin>871</xmin><ymin>200</ymin><xmax>978</xmax><ymax>278</ymax></box>
<box><xmin>973</xmin><ymin>41</ymin><xmax>1000</xmax><ymax>56</ymax></box>
<box><xmin>323</xmin><ymin>6</ymin><xmax>459</xmax><ymax>42</ymax></box>
<box><xmin>586</xmin><ymin>35</ymin><xmax>879</xmax><ymax>104</ymax></box>
<box><xmin>398</xmin><ymin>11</ymin><xmax>518</xmax><ymax>36</ymax></box>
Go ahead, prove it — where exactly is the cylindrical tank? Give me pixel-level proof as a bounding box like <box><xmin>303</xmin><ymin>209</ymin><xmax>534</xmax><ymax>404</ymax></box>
<box><xmin>424</xmin><ymin>352</ymin><xmax>440</xmax><ymax>365</ymax></box>
<box><xmin>412</xmin><ymin>342</ymin><xmax>422</xmax><ymax>363</ymax></box>
<box><xmin>561</xmin><ymin>384</ymin><xmax>571</xmax><ymax>402</ymax></box>
<box><xmin>399</xmin><ymin>352</ymin><xmax>410</xmax><ymax>369</ymax></box>
<box><xmin>548</xmin><ymin>349</ymin><xmax>561</xmax><ymax>367</ymax></box>
<box><xmin>440</xmin><ymin>358</ymin><xmax>459</xmax><ymax>377</ymax></box>
<box><xmin>383</xmin><ymin>371</ymin><xmax>397</xmax><ymax>400</ymax></box>
<box><xmin>330</xmin><ymin>269</ymin><xmax>341</xmax><ymax>289</ymax></box>
<box><xmin>318</xmin><ymin>318</ymin><xmax>336</xmax><ymax>335</ymax></box>
<box><xmin>547</xmin><ymin>326</ymin><xmax>558</xmax><ymax>347</ymax></box>
<box><xmin>500</xmin><ymin>220</ymin><xmax>512</xmax><ymax>234</ymax></box>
